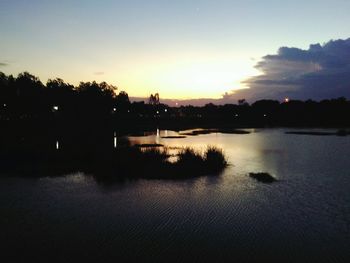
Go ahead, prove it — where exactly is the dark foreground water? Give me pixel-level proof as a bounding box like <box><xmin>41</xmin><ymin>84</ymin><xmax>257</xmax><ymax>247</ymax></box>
<box><xmin>1</xmin><ymin>129</ymin><xmax>350</xmax><ymax>262</ymax></box>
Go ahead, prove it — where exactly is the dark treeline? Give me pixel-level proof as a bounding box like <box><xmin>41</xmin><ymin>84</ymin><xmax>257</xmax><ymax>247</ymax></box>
<box><xmin>1</xmin><ymin>71</ymin><xmax>350</xmax><ymax>131</ymax></box>
<box><xmin>1</xmin><ymin>71</ymin><xmax>349</xmax><ymax>177</ymax></box>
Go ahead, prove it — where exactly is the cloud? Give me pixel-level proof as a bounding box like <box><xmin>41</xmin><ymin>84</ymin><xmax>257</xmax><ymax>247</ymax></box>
<box><xmin>0</xmin><ymin>62</ymin><xmax>8</xmax><ymax>67</ymax></box>
<box><xmin>227</xmin><ymin>38</ymin><xmax>350</xmax><ymax>102</ymax></box>
<box><xmin>127</xmin><ymin>39</ymin><xmax>350</xmax><ymax>106</ymax></box>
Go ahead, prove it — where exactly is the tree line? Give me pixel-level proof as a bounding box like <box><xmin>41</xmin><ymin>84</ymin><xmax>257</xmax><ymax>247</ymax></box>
<box><xmin>1</xmin><ymin>71</ymin><xmax>350</xmax><ymax>127</ymax></box>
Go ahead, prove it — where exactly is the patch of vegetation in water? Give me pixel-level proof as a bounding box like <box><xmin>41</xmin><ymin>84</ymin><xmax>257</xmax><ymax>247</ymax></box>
<box><xmin>286</xmin><ymin>130</ymin><xmax>350</xmax><ymax>136</ymax></box>
<box><xmin>249</xmin><ymin>172</ymin><xmax>277</xmax><ymax>183</ymax></box>
<box><xmin>180</xmin><ymin>129</ymin><xmax>250</xmax><ymax>136</ymax></box>
<box><xmin>286</xmin><ymin>131</ymin><xmax>335</xmax><ymax>136</ymax></box>
<box><xmin>180</xmin><ymin>129</ymin><xmax>218</xmax><ymax>136</ymax></box>
<box><xmin>90</xmin><ymin>146</ymin><xmax>228</xmax><ymax>180</ymax></box>
<box><xmin>161</xmin><ymin>136</ymin><xmax>187</xmax><ymax>139</ymax></box>
<box><xmin>218</xmin><ymin>128</ymin><xmax>251</xmax><ymax>134</ymax></box>
<box><xmin>204</xmin><ymin>146</ymin><xmax>228</xmax><ymax>172</ymax></box>
<box><xmin>1</xmin><ymin>145</ymin><xmax>228</xmax><ymax>181</ymax></box>
<box><xmin>336</xmin><ymin>129</ymin><xmax>350</xmax><ymax>136</ymax></box>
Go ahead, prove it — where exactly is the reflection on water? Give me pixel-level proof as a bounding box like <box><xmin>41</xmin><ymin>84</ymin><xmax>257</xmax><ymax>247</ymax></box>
<box><xmin>1</xmin><ymin>129</ymin><xmax>350</xmax><ymax>261</ymax></box>
<box><xmin>113</xmin><ymin>131</ymin><xmax>117</xmax><ymax>148</ymax></box>
<box><xmin>156</xmin><ymin>128</ymin><xmax>160</xmax><ymax>144</ymax></box>
<box><xmin>55</xmin><ymin>140</ymin><xmax>59</xmax><ymax>150</ymax></box>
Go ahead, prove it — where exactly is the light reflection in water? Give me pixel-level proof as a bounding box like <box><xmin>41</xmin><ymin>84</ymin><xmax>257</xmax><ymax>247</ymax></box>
<box><xmin>130</xmin><ymin>129</ymin><xmax>279</xmax><ymax>178</ymax></box>
<box><xmin>114</xmin><ymin>132</ymin><xmax>117</xmax><ymax>148</ymax></box>
<box><xmin>3</xmin><ymin>129</ymin><xmax>350</xmax><ymax>262</ymax></box>
<box><xmin>156</xmin><ymin>128</ymin><xmax>160</xmax><ymax>144</ymax></box>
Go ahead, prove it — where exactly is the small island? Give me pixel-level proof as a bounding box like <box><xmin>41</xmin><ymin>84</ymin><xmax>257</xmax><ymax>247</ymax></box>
<box><xmin>1</xmin><ymin>144</ymin><xmax>228</xmax><ymax>181</ymax></box>
<box><xmin>249</xmin><ymin>172</ymin><xmax>277</xmax><ymax>183</ymax></box>
<box><xmin>286</xmin><ymin>130</ymin><xmax>350</xmax><ymax>136</ymax></box>
<box><xmin>99</xmin><ymin>145</ymin><xmax>228</xmax><ymax>180</ymax></box>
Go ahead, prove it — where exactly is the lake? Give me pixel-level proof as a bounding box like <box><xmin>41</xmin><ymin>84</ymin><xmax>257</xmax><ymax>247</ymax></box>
<box><xmin>1</xmin><ymin>129</ymin><xmax>350</xmax><ymax>262</ymax></box>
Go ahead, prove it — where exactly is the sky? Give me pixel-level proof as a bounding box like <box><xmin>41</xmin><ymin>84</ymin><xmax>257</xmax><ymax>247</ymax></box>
<box><xmin>1</xmin><ymin>0</ymin><xmax>350</xmax><ymax>103</ymax></box>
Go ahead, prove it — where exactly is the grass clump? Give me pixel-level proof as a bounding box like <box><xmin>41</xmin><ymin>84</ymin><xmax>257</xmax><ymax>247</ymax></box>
<box><xmin>204</xmin><ymin>146</ymin><xmax>227</xmax><ymax>173</ymax></box>
<box><xmin>2</xmin><ymin>142</ymin><xmax>228</xmax><ymax>181</ymax></box>
<box><xmin>140</xmin><ymin>147</ymin><xmax>169</xmax><ymax>164</ymax></box>
<box><xmin>174</xmin><ymin>146</ymin><xmax>227</xmax><ymax>177</ymax></box>
<box><xmin>177</xmin><ymin>147</ymin><xmax>204</xmax><ymax>166</ymax></box>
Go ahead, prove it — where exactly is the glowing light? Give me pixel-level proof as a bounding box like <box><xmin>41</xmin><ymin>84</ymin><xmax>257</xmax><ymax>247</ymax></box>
<box><xmin>284</xmin><ymin>97</ymin><xmax>290</xmax><ymax>103</ymax></box>
<box><xmin>3</xmin><ymin>104</ymin><xmax>6</xmax><ymax>107</ymax></box>
<box><xmin>156</xmin><ymin>111</ymin><xmax>159</xmax><ymax>114</ymax></box>
<box><xmin>263</xmin><ymin>114</ymin><xmax>267</xmax><ymax>117</ymax></box>
<box><xmin>118</xmin><ymin>57</ymin><xmax>259</xmax><ymax>99</ymax></box>
<box><xmin>53</xmin><ymin>106</ymin><xmax>59</xmax><ymax>111</ymax></box>
<box><xmin>56</xmin><ymin>141</ymin><xmax>59</xmax><ymax>150</ymax></box>
<box><xmin>113</xmin><ymin>108</ymin><xmax>116</xmax><ymax>112</ymax></box>
<box><xmin>154</xmin><ymin>61</ymin><xmax>255</xmax><ymax>98</ymax></box>
<box><xmin>164</xmin><ymin>109</ymin><xmax>168</xmax><ymax>112</ymax></box>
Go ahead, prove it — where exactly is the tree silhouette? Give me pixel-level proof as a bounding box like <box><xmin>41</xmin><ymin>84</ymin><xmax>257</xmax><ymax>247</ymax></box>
<box><xmin>149</xmin><ymin>93</ymin><xmax>160</xmax><ymax>105</ymax></box>
<box><xmin>115</xmin><ymin>91</ymin><xmax>130</xmax><ymax>112</ymax></box>
<box><xmin>47</xmin><ymin>78</ymin><xmax>75</xmax><ymax>115</ymax></box>
<box><xmin>76</xmin><ymin>81</ymin><xmax>117</xmax><ymax>117</ymax></box>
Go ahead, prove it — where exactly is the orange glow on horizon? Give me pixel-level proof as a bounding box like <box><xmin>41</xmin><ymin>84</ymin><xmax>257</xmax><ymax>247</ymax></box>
<box><xmin>106</xmin><ymin>58</ymin><xmax>260</xmax><ymax>99</ymax></box>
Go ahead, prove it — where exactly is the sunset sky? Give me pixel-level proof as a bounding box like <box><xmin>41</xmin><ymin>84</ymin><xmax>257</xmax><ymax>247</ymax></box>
<box><xmin>1</xmin><ymin>0</ymin><xmax>350</xmax><ymax>103</ymax></box>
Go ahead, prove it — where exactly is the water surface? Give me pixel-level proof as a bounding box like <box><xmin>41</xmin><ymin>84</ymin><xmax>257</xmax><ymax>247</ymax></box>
<box><xmin>1</xmin><ymin>129</ymin><xmax>350</xmax><ymax>262</ymax></box>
